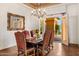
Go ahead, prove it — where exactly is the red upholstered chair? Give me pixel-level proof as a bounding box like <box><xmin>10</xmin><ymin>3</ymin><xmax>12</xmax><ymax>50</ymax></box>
<box><xmin>37</xmin><ymin>30</ymin><xmax>51</xmax><ymax>56</ymax></box>
<box><xmin>49</xmin><ymin>30</ymin><xmax>54</xmax><ymax>49</ymax></box>
<box><xmin>22</xmin><ymin>30</ymin><xmax>30</xmax><ymax>39</ymax></box>
<box><xmin>15</xmin><ymin>31</ymin><xmax>35</xmax><ymax>56</ymax></box>
<box><xmin>22</xmin><ymin>30</ymin><xmax>36</xmax><ymax>40</ymax></box>
<box><xmin>30</xmin><ymin>30</ymin><xmax>36</xmax><ymax>40</ymax></box>
<box><xmin>22</xmin><ymin>30</ymin><xmax>35</xmax><ymax>48</ymax></box>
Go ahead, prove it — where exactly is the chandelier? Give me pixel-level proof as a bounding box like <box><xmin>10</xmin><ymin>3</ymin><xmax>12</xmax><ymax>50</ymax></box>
<box><xmin>31</xmin><ymin>4</ymin><xmax>46</xmax><ymax>18</ymax></box>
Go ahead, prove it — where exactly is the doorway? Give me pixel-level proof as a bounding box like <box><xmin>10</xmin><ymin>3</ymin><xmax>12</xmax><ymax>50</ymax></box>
<box><xmin>54</xmin><ymin>17</ymin><xmax>62</xmax><ymax>43</ymax></box>
<box><xmin>46</xmin><ymin>13</ymin><xmax>69</xmax><ymax>46</ymax></box>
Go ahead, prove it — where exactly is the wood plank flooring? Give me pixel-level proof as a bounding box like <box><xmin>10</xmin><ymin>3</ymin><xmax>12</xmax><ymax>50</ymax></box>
<box><xmin>48</xmin><ymin>42</ymin><xmax>79</xmax><ymax>56</ymax></box>
<box><xmin>0</xmin><ymin>42</ymin><xmax>79</xmax><ymax>56</ymax></box>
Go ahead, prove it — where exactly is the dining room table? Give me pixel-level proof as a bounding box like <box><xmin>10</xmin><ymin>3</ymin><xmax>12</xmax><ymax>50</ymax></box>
<box><xmin>26</xmin><ymin>35</ymin><xmax>43</xmax><ymax>56</ymax></box>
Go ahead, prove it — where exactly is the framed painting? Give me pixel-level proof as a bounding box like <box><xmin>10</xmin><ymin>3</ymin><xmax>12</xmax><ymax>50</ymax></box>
<box><xmin>7</xmin><ymin>13</ymin><xmax>25</xmax><ymax>30</ymax></box>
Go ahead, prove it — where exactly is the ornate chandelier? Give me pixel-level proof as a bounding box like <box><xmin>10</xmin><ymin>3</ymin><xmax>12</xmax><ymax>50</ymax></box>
<box><xmin>31</xmin><ymin>4</ymin><xmax>46</xmax><ymax>18</ymax></box>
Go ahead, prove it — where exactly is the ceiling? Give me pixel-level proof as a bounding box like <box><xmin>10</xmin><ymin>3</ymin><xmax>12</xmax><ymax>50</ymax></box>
<box><xmin>24</xmin><ymin>3</ymin><xmax>60</xmax><ymax>9</ymax></box>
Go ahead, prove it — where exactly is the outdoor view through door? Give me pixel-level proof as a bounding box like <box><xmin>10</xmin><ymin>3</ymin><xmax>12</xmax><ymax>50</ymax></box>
<box><xmin>54</xmin><ymin>16</ymin><xmax>62</xmax><ymax>43</ymax></box>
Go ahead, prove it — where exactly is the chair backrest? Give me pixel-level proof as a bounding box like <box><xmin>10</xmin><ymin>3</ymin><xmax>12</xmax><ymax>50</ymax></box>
<box><xmin>30</xmin><ymin>30</ymin><xmax>35</xmax><ymax>37</ymax></box>
<box><xmin>49</xmin><ymin>30</ymin><xmax>54</xmax><ymax>44</ymax></box>
<box><xmin>42</xmin><ymin>30</ymin><xmax>51</xmax><ymax>50</ymax></box>
<box><xmin>15</xmin><ymin>31</ymin><xmax>26</xmax><ymax>51</ymax></box>
<box><xmin>22</xmin><ymin>30</ymin><xmax>30</xmax><ymax>38</ymax></box>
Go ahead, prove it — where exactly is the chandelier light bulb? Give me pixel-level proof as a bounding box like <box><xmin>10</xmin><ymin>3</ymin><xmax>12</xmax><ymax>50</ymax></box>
<box><xmin>31</xmin><ymin>11</ymin><xmax>33</xmax><ymax>13</ymax></box>
<box><xmin>43</xmin><ymin>9</ymin><xmax>45</xmax><ymax>11</ymax></box>
<box><xmin>38</xmin><ymin>9</ymin><xmax>41</xmax><ymax>11</ymax></box>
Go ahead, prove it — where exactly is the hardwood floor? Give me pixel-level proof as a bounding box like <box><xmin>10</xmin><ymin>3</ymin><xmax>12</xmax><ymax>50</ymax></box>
<box><xmin>48</xmin><ymin>42</ymin><xmax>79</xmax><ymax>56</ymax></box>
<box><xmin>0</xmin><ymin>42</ymin><xmax>79</xmax><ymax>56</ymax></box>
<box><xmin>0</xmin><ymin>46</ymin><xmax>17</xmax><ymax>56</ymax></box>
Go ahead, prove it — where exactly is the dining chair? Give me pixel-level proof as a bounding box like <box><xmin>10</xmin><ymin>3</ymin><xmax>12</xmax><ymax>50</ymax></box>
<box><xmin>22</xmin><ymin>30</ymin><xmax>35</xmax><ymax>49</ymax></box>
<box><xmin>22</xmin><ymin>30</ymin><xmax>36</xmax><ymax>40</ymax></box>
<box><xmin>15</xmin><ymin>31</ymin><xmax>35</xmax><ymax>56</ymax></box>
<box><xmin>22</xmin><ymin>30</ymin><xmax>30</xmax><ymax>39</ymax></box>
<box><xmin>49</xmin><ymin>30</ymin><xmax>54</xmax><ymax>49</ymax></box>
<box><xmin>30</xmin><ymin>30</ymin><xmax>36</xmax><ymax>40</ymax></box>
<box><xmin>37</xmin><ymin>30</ymin><xmax>51</xmax><ymax>56</ymax></box>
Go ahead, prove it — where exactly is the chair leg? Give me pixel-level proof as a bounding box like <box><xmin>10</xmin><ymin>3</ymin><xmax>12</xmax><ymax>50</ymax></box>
<box><xmin>24</xmin><ymin>54</ymin><xmax>26</xmax><ymax>56</ymax></box>
<box><xmin>50</xmin><ymin>43</ymin><xmax>53</xmax><ymax>50</ymax></box>
<box><xmin>17</xmin><ymin>54</ymin><xmax>19</xmax><ymax>56</ymax></box>
<box><xmin>33</xmin><ymin>49</ymin><xmax>35</xmax><ymax>56</ymax></box>
<box><xmin>17</xmin><ymin>51</ymin><xmax>19</xmax><ymax>56</ymax></box>
<box><xmin>25</xmin><ymin>51</ymin><xmax>27</xmax><ymax>56</ymax></box>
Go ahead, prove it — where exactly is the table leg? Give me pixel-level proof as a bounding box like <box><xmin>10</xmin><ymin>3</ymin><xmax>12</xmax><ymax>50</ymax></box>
<box><xmin>36</xmin><ymin>44</ymin><xmax>38</xmax><ymax>56</ymax></box>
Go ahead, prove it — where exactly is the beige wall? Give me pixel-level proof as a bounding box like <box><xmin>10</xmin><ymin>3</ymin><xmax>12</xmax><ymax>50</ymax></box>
<box><xmin>67</xmin><ymin>4</ymin><xmax>79</xmax><ymax>44</ymax></box>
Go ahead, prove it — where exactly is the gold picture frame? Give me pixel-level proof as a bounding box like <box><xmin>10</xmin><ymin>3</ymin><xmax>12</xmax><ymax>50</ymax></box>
<box><xmin>7</xmin><ymin>13</ymin><xmax>25</xmax><ymax>30</ymax></box>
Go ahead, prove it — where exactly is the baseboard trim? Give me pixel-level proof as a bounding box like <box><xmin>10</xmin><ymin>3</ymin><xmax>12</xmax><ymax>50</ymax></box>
<box><xmin>0</xmin><ymin>44</ymin><xmax>16</xmax><ymax>50</ymax></box>
<box><xmin>69</xmin><ymin>43</ymin><xmax>78</xmax><ymax>47</ymax></box>
<box><xmin>0</xmin><ymin>46</ymin><xmax>17</xmax><ymax>51</ymax></box>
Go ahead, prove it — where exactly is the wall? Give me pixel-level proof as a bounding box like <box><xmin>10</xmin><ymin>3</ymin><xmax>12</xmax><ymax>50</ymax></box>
<box><xmin>45</xmin><ymin>4</ymin><xmax>66</xmax><ymax>16</ymax></box>
<box><xmin>67</xmin><ymin>4</ymin><xmax>78</xmax><ymax>44</ymax></box>
<box><xmin>30</xmin><ymin>16</ymin><xmax>39</xmax><ymax>30</ymax></box>
<box><xmin>0</xmin><ymin>3</ymin><xmax>39</xmax><ymax>50</ymax></box>
<box><xmin>77</xmin><ymin>4</ymin><xmax>79</xmax><ymax>45</ymax></box>
<box><xmin>67</xmin><ymin>4</ymin><xmax>79</xmax><ymax>45</ymax></box>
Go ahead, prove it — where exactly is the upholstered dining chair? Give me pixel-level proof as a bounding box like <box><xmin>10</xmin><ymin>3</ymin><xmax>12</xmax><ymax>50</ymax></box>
<box><xmin>37</xmin><ymin>30</ymin><xmax>51</xmax><ymax>56</ymax></box>
<box><xmin>22</xmin><ymin>30</ymin><xmax>35</xmax><ymax>48</ymax></box>
<box><xmin>22</xmin><ymin>30</ymin><xmax>30</xmax><ymax>39</ymax></box>
<box><xmin>30</xmin><ymin>30</ymin><xmax>36</xmax><ymax>39</ymax></box>
<box><xmin>22</xmin><ymin>30</ymin><xmax>36</xmax><ymax>40</ymax></box>
<box><xmin>15</xmin><ymin>31</ymin><xmax>35</xmax><ymax>56</ymax></box>
<box><xmin>49</xmin><ymin>30</ymin><xmax>54</xmax><ymax>49</ymax></box>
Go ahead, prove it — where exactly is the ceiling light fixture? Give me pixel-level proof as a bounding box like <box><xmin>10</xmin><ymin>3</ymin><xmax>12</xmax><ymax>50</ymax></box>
<box><xmin>31</xmin><ymin>4</ymin><xmax>46</xmax><ymax>18</ymax></box>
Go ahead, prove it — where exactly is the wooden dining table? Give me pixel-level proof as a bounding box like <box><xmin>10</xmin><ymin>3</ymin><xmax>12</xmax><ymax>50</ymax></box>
<box><xmin>26</xmin><ymin>36</ymin><xmax>43</xmax><ymax>56</ymax></box>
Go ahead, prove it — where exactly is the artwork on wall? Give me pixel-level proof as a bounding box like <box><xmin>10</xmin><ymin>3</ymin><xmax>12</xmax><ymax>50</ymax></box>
<box><xmin>7</xmin><ymin>13</ymin><xmax>25</xmax><ymax>30</ymax></box>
